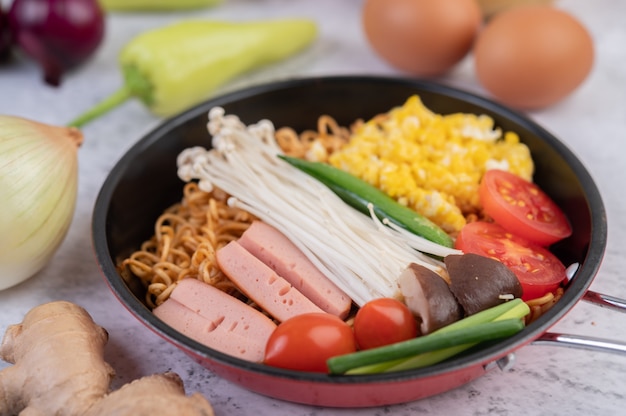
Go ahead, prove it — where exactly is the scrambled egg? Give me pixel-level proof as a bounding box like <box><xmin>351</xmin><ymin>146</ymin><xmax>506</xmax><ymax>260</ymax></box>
<box><xmin>327</xmin><ymin>95</ymin><xmax>534</xmax><ymax>234</ymax></box>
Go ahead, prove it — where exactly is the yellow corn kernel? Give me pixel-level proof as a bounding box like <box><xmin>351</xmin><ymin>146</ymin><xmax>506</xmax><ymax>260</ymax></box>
<box><xmin>328</xmin><ymin>95</ymin><xmax>535</xmax><ymax>233</ymax></box>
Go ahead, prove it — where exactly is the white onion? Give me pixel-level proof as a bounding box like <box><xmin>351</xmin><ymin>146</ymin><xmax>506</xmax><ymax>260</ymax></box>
<box><xmin>0</xmin><ymin>115</ymin><xmax>82</xmax><ymax>290</ymax></box>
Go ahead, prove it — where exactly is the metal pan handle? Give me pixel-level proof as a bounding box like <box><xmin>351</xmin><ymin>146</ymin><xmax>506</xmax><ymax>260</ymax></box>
<box><xmin>581</xmin><ymin>290</ymin><xmax>626</xmax><ymax>312</ymax></box>
<box><xmin>532</xmin><ymin>290</ymin><xmax>626</xmax><ymax>355</ymax></box>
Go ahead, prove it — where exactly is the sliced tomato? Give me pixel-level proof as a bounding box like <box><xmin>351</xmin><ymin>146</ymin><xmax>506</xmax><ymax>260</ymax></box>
<box><xmin>353</xmin><ymin>298</ymin><xmax>418</xmax><ymax>350</ymax></box>
<box><xmin>264</xmin><ymin>313</ymin><xmax>356</xmax><ymax>373</ymax></box>
<box><xmin>455</xmin><ymin>221</ymin><xmax>567</xmax><ymax>301</ymax></box>
<box><xmin>479</xmin><ymin>169</ymin><xmax>572</xmax><ymax>246</ymax></box>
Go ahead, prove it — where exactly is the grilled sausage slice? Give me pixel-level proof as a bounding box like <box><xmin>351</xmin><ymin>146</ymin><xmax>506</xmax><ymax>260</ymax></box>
<box><xmin>153</xmin><ymin>278</ymin><xmax>277</xmax><ymax>362</ymax></box>
<box><xmin>238</xmin><ymin>221</ymin><xmax>352</xmax><ymax>318</ymax></box>
<box><xmin>216</xmin><ymin>240</ymin><xmax>324</xmax><ymax>322</ymax></box>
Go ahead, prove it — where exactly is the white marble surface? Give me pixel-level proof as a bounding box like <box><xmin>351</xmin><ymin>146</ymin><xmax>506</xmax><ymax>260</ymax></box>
<box><xmin>1</xmin><ymin>0</ymin><xmax>625</xmax><ymax>414</ymax></box>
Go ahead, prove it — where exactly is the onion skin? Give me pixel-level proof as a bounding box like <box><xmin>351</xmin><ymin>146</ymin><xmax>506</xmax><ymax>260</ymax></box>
<box><xmin>0</xmin><ymin>116</ymin><xmax>82</xmax><ymax>290</ymax></box>
<box><xmin>8</xmin><ymin>0</ymin><xmax>105</xmax><ymax>86</ymax></box>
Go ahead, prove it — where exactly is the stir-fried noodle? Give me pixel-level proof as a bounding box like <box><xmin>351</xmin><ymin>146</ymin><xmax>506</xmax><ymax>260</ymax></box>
<box><xmin>118</xmin><ymin>183</ymin><xmax>256</xmax><ymax>308</ymax></box>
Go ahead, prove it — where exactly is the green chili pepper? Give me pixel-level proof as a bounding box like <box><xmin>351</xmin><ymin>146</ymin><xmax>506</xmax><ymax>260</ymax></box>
<box><xmin>68</xmin><ymin>19</ymin><xmax>317</xmax><ymax>127</ymax></box>
<box><xmin>279</xmin><ymin>155</ymin><xmax>454</xmax><ymax>248</ymax></box>
<box><xmin>99</xmin><ymin>0</ymin><xmax>223</xmax><ymax>11</ymax></box>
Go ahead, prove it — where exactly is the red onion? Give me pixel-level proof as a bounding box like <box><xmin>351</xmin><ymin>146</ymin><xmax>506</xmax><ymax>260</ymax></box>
<box><xmin>0</xmin><ymin>7</ymin><xmax>11</xmax><ymax>60</ymax></box>
<box><xmin>8</xmin><ymin>0</ymin><xmax>105</xmax><ymax>86</ymax></box>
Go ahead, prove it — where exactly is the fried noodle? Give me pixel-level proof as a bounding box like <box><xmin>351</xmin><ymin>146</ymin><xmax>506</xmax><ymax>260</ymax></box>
<box><xmin>275</xmin><ymin>114</ymin><xmax>354</xmax><ymax>161</ymax></box>
<box><xmin>118</xmin><ymin>182</ymin><xmax>256</xmax><ymax>308</ymax></box>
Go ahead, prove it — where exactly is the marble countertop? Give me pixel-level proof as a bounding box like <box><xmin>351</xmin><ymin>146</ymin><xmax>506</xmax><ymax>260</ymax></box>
<box><xmin>1</xmin><ymin>0</ymin><xmax>625</xmax><ymax>414</ymax></box>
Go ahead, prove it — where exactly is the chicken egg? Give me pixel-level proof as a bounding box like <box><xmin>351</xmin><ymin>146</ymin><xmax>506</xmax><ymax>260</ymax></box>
<box><xmin>362</xmin><ymin>0</ymin><xmax>482</xmax><ymax>77</ymax></box>
<box><xmin>476</xmin><ymin>0</ymin><xmax>555</xmax><ymax>19</ymax></box>
<box><xmin>473</xmin><ymin>5</ymin><xmax>594</xmax><ymax>109</ymax></box>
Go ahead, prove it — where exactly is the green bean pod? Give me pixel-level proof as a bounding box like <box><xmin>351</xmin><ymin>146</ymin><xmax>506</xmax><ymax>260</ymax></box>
<box><xmin>279</xmin><ymin>155</ymin><xmax>454</xmax><ymax>248</ymax></box>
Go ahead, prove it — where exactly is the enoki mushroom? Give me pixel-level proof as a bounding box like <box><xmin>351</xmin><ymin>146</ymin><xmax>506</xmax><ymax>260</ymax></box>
<box><xmin>177</xmin><ymin>107</ymin><xmax>457</xmax><ymax>306</ymax></box>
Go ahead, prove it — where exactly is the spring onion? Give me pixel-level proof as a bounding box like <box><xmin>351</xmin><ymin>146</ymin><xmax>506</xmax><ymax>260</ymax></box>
<box><xmin>328</xmin><ymin>299</ymin><xmax>530</xmax><ymax>375</ymax></box>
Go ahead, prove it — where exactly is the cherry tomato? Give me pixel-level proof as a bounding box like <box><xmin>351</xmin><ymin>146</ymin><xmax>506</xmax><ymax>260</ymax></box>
<box><xmin>264</xmin><ymin>313</ymin><xmax>356</xmax><ymax>373</ymax></box>
<box><xmin>479</xmin><ymin>169</ymin><xmax>572</xmax><ymax>246</ymax></box>
<box><xmin>353</xmin><ymin>298</ymin><xmax>418</xmax><ymax>350</ymax></box>
<box><xmin>455</xmin><ymin>221</ymin><xmax>567</xmax><ymax>301</ymax></box>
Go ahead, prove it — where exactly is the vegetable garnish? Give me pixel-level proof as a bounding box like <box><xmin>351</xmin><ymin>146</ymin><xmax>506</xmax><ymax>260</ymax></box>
<box><xmin>264</xmin><ymin>313</ymin><xmax>357</xmax><ymax>373</ymax></box>
<box><xmin>328</xmin><ymin>319</ymin><xmax>524</xmax><ymax>375</ymax></box>
<box><xmin>479</xmin><ymin>169</ymin><xmax>572</xmax><ymax>246</ymax></box>
<box><xmin>279</xmin><ymin>155</ymin><xmax>454</xmax><ymax>248</ymax></box>
<box><xmin>68</xmin><ymin>19</ymin><xmax>317</xmax><ymax>127</ymax></box>
<box><xmin>176</xmin><ymin>107</ymin><xmax>451</xmax><ymax>306</ymax></box>
<box><xmin>353</xmin><ymin>298</ymin><xmax>418</xmax><ymax>350</ymax></box>
<box><xmin>0</xmin><ymin>116</ymin><xmax>82</xmax><ymax>290</ymax></box>
<box><xmin>455</xmin><ymin>221</ymin><xmax>567</xmax><ymax>301</ymax></box>
<box><xmin>382</xmin><ymin>297</ymin><xmax>530</xmax><ymax>373</ymax></box>
<box><xmin>327</xmin><ymin>299</ymin><xmax>529</xmax><ymax>375</ymax></box>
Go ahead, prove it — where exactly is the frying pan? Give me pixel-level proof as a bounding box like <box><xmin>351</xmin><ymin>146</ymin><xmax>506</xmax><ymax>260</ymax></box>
<box><xmin>92</xmin><ymin>76</ymin><xmax>626</xmax><ymax>407</ymax></box>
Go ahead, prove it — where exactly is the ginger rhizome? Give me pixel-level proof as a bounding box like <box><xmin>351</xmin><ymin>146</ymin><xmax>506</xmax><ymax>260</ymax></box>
<box><xmin>0</xmin><ymin>301</ymin><xmax>214</xmax><ymax>416</ymax></box>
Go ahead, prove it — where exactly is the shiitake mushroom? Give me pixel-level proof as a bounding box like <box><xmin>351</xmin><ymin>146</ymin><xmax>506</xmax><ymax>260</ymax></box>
<box><xmin>397</xmin><ymin>263</ymin><xmax>463</xmax><ymax>335</ymax></box>
<box><xmin>444</xmin><ymin>253</ymin><xmax>523</xmax><ymax>316</ymax></box>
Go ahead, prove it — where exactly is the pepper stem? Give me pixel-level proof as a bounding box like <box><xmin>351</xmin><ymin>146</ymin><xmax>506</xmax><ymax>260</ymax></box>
<box><xmin>67</xmin><ymin>86</ymin><xmax>133</xmax><ymax>128</ymax></box>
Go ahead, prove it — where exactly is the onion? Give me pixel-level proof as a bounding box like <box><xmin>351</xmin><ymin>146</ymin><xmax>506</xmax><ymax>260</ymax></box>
<box><xmin>0</xmin><ymin>7</ymin><xmax>11</xmax><ymax>60</ymax></box>
<box><xmin>0</xmin><ymin>116</ymin><xmax>82</xmax><ymax>290</ymax></box>
<box><xmin>7</xmin><ymin>0</ymin><xmax>105</xmax><ymax>86</ymax></box>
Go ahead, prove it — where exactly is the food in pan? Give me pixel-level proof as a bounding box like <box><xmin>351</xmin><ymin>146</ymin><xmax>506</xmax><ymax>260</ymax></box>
<box><xmin>117</xmin><ymin>96</ymin><xmax>571</xmax><ymax>373</ymax></box>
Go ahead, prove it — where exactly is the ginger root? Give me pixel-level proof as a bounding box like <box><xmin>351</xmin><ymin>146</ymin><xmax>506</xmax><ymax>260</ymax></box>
<box><xmin>86</xmin><ymin>372</ymin><xmax>214</xmax><ymax>415</ymax></box>
<box><xmin>0</xmin><ymin>301</ymin><xmax>214</xmax><ymax>416</ymax></box>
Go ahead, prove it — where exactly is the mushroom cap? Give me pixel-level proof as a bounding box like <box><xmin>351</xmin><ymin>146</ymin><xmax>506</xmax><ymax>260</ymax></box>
<box><xmin>398</xmin><ymin>263</ymin><xmax>463</xmax><ymax>335</ymax></box>
<box><xmin>444</xmin><ymin>253</ymin><xmax>523</xmax><ymax>316</ymax></box>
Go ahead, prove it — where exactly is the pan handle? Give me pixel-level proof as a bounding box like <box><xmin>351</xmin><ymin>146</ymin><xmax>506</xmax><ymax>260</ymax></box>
<box><xmin>581</xmin><ymin>290</ymin><xmax>626</xmax><ymax>312</ymax></box>
<box><xmin>531</xmin><ymin>290</ymin><xmax>626</xmax><ymax>355</ymax></box>
<box><xmin>533</xmin><ymin>333</ymin><xmax>626</xmax><ymax>355</ymax></box>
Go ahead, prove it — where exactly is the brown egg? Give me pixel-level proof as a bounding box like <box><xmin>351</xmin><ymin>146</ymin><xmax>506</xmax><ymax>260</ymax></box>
<box><xmin>362</xmin><ymin>0</ymin><xmax>482</xmax><ymax>77</ymax></box>
<box><xmin>474</xmin><ymin>5</ymin><xmax>594</xmax><ymax>109</ymax></box>
<box><xmin>476</xmin><ymin>0</ymin><xmax>555</xmax><ymax>19</ymax></box>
